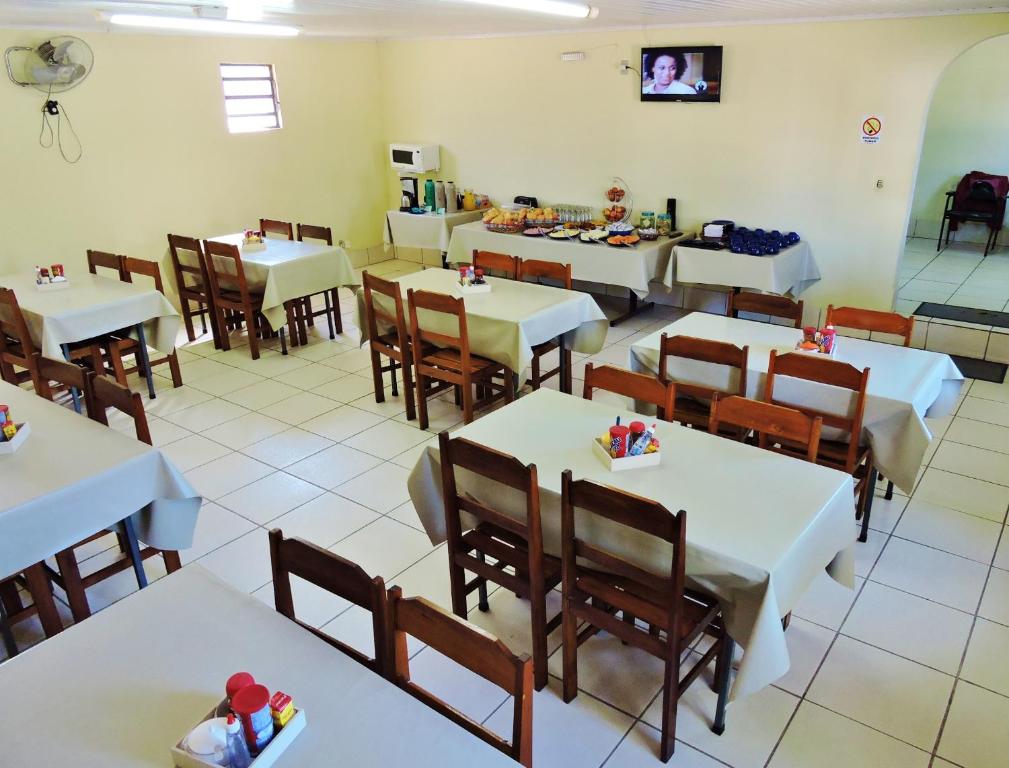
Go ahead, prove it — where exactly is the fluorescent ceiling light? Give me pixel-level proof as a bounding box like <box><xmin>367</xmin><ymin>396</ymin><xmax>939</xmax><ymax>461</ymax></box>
<box><xmin>227</xmin><ymin>1</ymin><xmax>265</xmax><ymax>22</ymax></box>
<box><xmin>447</xmin><ymin>0</ymin><xmax>597</xmax><ymax>19</ymax></box>
<box><xmin>108</xmin><ymin>14</ymin><xmax>299</xmax><ymax>36</ymax></box>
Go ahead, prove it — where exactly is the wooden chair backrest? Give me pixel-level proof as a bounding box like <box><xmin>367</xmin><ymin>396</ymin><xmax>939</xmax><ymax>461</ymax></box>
<box><xmin>386</xmin><ymin>586</ymin><xmax>533</xmax><ymax>767</ymax></box>
<box><xmin>202</xmin><ymin>240</ymin><xmax>251</xmax><ymax>303</ymax></box>
<box><xmin>582</xmin><ymin>363</ymin><xmax>675</xmax><ymax>420</ymax></box>
<box><xmin>658</xmin><ymin>333</ymin><xmax>749</xmax><ymax>402</ymax></box>
<box><xmin>259</xmin><ymin>218</ymin><xmax>294</xmax><ymax>240</ymax></box>
<box><xmin>472</xmin><ymin>249</ymin><xmax>519</xmax><ymax>279</ymax></box>
<box><xmin>708</xmin><ymin>394</ymin><xmax>822</xmax><ymax>461</ymax></box>
<box><xmin>86</xmin><ymin>249</ymin><xmax>126</xmax><ymax>280</ymax></box>
<box><xmin>407</xmin><ymin>289</ymin><xmax>471</xmax><ymax>375</ymax></box>
<box><xmin>35</xmin><ymin>355</ymin><xmax>95</xmax><ymax>410</ymax></box>
<box><xmin>560</xmin><ymin>469</ymin><xmax>685</xmax><ymax>646</ymax></box>
<box><xmin>825</xmin><ymin>305</ymin><xmax>914</xmax><ymax>346</ymax></box>
<box><xmin>121</xmin><ymin>257</ymin><xmax>166</xmax><ymax>294</ymax></box>
<box><xmin>363</xmin><ymin>271</ymin><xmax>409</xmax><ymax>351</ymax></box>
<box><xmin>0</xmin><ymin>287</ymin><xmax>36</xmax><ymax>357</ymax></box>
<box><xmin>728</xmin><ymin>292</ymin><xmax>804</xmax><ymax>328</ymax></box>
<box><xmin>764</xmin><ymin>351</ymin><xmax>869</xmax><ymax>470</ymax></box>
<box><xmin>88</xmin><ymin>374</ymin><xmax>152</xmax><ymax>445</ymax></box>
<box><xmin>167</xmin><ymin>234</ymin><xmax>209</xmax><ymax>297</ymax></box>
<box><xmin>519</xmin><ymin>259</ymin><xmax>572</xmax><ymax>288</ymax></box>
<box><xmin>297</xmin><ymin>223</ymin><xmax>333</xmax><ymax>245</ymax></box>
<box><xmin>268</xmin><ymin>529</ymin><xmax>388</xmax><ymax>675</ymax></box>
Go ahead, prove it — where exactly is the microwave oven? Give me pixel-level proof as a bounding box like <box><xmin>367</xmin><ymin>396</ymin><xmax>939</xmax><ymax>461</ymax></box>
<box><xmin>389</xmin><ymin>143</ymin><xmax>440</xmax><ymax>174</ymax></box>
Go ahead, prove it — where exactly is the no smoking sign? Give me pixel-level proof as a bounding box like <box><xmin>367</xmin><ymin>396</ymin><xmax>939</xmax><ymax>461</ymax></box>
<box><xmin>860</xmin><ymin>115</ymin><xmax>883</xmax><ymax>144</ymax></box>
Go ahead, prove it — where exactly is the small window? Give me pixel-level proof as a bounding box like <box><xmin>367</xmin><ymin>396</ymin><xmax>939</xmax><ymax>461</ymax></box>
<box><xmin>220</xmin><ymin>63</ymin><xmax>282</xmax><ymax>134</ymax></box>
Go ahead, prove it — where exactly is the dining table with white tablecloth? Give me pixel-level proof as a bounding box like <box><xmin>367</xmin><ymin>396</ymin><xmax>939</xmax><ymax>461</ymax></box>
<box><xmin>408</xmin><ymin>388</ymin><xmax>856</xmax><ymax>701</ymax></box>
<box><xmin>384</xmin><ymin>209</ymin><xmax>485</xmax><ymax>252</ymax></box>
<box><xmin>628</xmin><ymin>312</ymin><xmax>964</xmax><ymax>493</ymax></box>
<box><xmin>664</xmin><ymin>241</ymin><xmax>821</xmax><ymax>296</ymax></box>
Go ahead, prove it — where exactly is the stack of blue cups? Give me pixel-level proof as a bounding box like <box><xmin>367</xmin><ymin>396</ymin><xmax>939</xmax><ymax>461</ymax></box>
<box><xmin>729</xmin><ymin>227</ymin><xmax>800</xmax><ymax>255</ymax></box>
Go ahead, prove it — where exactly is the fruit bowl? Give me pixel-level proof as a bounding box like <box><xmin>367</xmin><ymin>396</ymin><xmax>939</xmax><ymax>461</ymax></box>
<box><xmin>606</xmin><ymin>186</ymin><xmax>626</xmax><ymax>202</ymax></box>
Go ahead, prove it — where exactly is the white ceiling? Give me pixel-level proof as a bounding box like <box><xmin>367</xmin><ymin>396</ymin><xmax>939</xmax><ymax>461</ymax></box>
<box><xmin>0</xmin><ymin>0</ymin><xmax>1006</xmax><ymax>39</ymax></box>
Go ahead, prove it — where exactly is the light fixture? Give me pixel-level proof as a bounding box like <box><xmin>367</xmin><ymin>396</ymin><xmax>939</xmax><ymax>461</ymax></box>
<box><xmin>447</xmin><ymin>0</ymin><xmax>597</xmax><ymax>19</ymax></box>
<box><xmin>107</xmin><ymin>14</ymin><xmax>299</xmax><ymax>37</ymax></box>
<box><xmin>226</xmin><ymin>1</ymin><xmax>265</xmax><ymax>22</ymax></box>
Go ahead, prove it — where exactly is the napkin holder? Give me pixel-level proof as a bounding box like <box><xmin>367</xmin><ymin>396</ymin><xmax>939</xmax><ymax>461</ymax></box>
<box><xmin>593</xmin><ymin>437</ymin><xmax>660</xmax><ymax>472</ymax></box>
<box><xmin>454</xmin><ymin>282</ymin><xmax>492</xmax><ymax>295</ymax></box>
<box><xmin>0</xmin><ymin>423</ymin><xmax>29</xmax><ymax>454</ymax></box>
<box><xmin>171</xmin><ymin>699</ymin><xmax>306</xmax><ymax>768</ymax></box>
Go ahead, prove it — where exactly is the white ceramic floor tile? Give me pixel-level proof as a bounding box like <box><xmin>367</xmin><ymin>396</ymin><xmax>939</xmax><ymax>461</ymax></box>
<box><xmin>937</xmin><ymin>681</ymin><xmax>1009</xmax><ymax>768</ymax></box>
<box><xmin>334</xmin><ymin>462</ymin><xmax>412</xmax><ymax>513</ymax></box>
<box><xmin>350</xmin><ymin>389</ymin><xmax>416</xmax><ymax>419</ymax></box>
<box><xmin>931</xmin><ymin>442</ymin><xmax>1009</xmax><ymax>487</ymax></box>
<box><xmin>200</xmin><ymin>411</ymin><xmax>290</xmax><ymax>450</ymax></box>
<box><xmin>969</xmin><ymin>379</ymin><xmax>1009</xmax><ymax>404</ymax></box>
<box><xmin>162</xmin><ymin>398</ymin><xmax>249</xmax><ymax>432</ymax></box>
<box><xmin>270</xmin><ymin>492</ymin><xmax>379</xmax><ymax>549</ymax></box>
<box><xmin>272</xmin><ymin>362</ymin><xmax>345</xmax><ymax>390</ymax></box>
<box><xmin>894</xmin><ymin>499</ymin><xmax>1003</xmax><ymax>563</ymax></box>
<box><xmin>321</xmin><ymin>348</ymin><xmax>374</xmax><ymax>374</ymax></box>
<box><xmin>240</xmin><ymin>427</ymin><xmax>334</xmax><ymax>469</ymax></box>
<box><xmin>319</xmin><ymin>603</ymin><xmax>422</xmax><ymax>662</ymax></box>
<box><xmin>183</xmin><ymin>452</ymin><xmax>274</xmax><ymax>500</ymax></box>
<box><xmin>768</xmin><ymin>701</ymin><xmax>930</xmax><ymax>768</ymax></box>
<box><xmin>283</xmin><ymin>442</ymin><xmax>383</xmax><ymax>489</ymax></box>
<box><xmin>251</xmin><ymin>576</ymin><xmax>351</xmax><ymax>629</ymax></box>
<box><xmin>159</xmin><ymin>434</ymin><xmax>231</xmax><ymax>473</ymax></box>
<box><xmin>793</xmin><ymin>572</ymin><xmax>863</xmax><ymax>631</ymax></box>
<box><xmin>855</xmin><ymin>527</ymin><xmax>888</xmax><ymax>577</ymax></box>
<box><xmin>978</xmin><ymin>566</ymin><xmax>1009</xmax><ymax>625</ymax></box>
<box><xmin>403</xmin><ymin>645</ymin><xmax>511</xmax><ymax>726</ymax></box>
<box><xmin>179</xmin><ymin>501</ymin><xmax>256</xmax><ymax>564</ymax></box>
<box><xmin>146</xmin><ymin>417</ymin><xmax>191</xmax><ymax>448</ymax></box>
<box><xmin>268</xmin><ymin>391</ymin><xmax>341</xmax><ymax>425</ymax></box>
<box><xmin>311</xmin><ymin>373</ymin><xmax>377</xmax><ymax>403</ymax></box>
<box><xmin>958</xmin><ymin>396</ymin><xmax>1009</xmax><ymax>429</ymax></box>
<box><xmin>189</xmin><ymin>367</ymin><xmax>264</xmax><ymax>396</ymax></box>
<box><xmin>329</xmin><ymin>516</ymin><xmax>435</xmax><ymax>579</ymax></box>
<box><xmin>196</xmin><ymin>529</ymin><xmax>274</xmax><ymax>594</ymax></box>
<box><xmin>961</xmin><ymin>618</ymin><xmax>1009</xmax><ymax>698</ymax></box>
<box><xmin>222</xmin><ymin>379</ymin><xmax>302</xmax><ymax>410</ymax></box>
<box><xmin>872</xmin><ymin>537</ymin><xmax>989</xmax><ymax>612</ymax></box>
<box><xmin>913</xmin><ymin>468</ymin><xmax>1009</xmax><ymax>522</ymax></box>
<box><xmin>806</xmin><ymin>635</ymin><xmax>953</xmax><ymax>750</ymax></box>
<box><xmin>216</xmin><ymin>472</ymin><xmax>324</xmax><ymax>525</ymax></box>
<box><xmin>864</xmin><ymin>491</ymin><xmax>908</xmax><ymax>535</ymax></box>
<box><xmin>240</xmin><ymin>352</ymin><xmax>312</xmax><ymax>378</ymax></box>
<box><xmin>775</xmin><ymin>617</ymin><xmax>835</xmax><ymax>696</ymax></box>
<box><xmin>141</xmin><ymin>385</ymin><xmax>213</xmax><ymax>417</ymax></box>
<box><xmin>841</xmin><ymin>580</ymin><xmax>973</xmax><ymax>673</ymax></box>
<box><xmin>994</xmin><ymin>534</ymin><xmax>1009</xmax><ymax>570</ymax></box>
<box><xmin>300</xmin><ymin>404</ymin><xmax>386</xmax><ymax>442</ymax></box>
<box><xmin>175</xmin><ymin>357</ymin><xmax>237</xmax><ymax>384</ymax></box>
<box><xmin>81</xmin><ymin>552</ymin><xmax>169</xmax><ymax>613</ymax></box>
<box><xmin>343</xmin><ymin>419</ymin><xmax>432</xmax><ymax>459</ymax></box>
<box><xmin>390</xmin><ymin>435</ymin><xmax>438</xmax><ymax>469</ymax></box>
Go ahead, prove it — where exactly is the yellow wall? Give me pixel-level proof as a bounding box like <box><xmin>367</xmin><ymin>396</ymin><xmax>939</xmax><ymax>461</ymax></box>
<box><xmin>0</xmin><ymin>31</ymin><xmax>387</xmax><ymax>277</ymax></box>
<box><xmin>378</xmin><ymin>15</ymin><xmax>1009</xmax><ymax>309</ymax></box>
<box><xmin>910</xmin><ymin>34</ymin><xmax>1009</xmax><ymax>241</ymax></box>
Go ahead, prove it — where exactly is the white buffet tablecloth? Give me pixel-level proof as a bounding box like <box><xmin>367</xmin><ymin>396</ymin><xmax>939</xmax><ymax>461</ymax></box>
<box><xmin>0</xmin><ymin>272</ymin><xmax>181</xmax><ymax>359</ymax></box>
<box><xmin>665</xmin><ymin>241</ymin><xmax>821</xmax><ymax>296</ymax></box>
<box><xmin>447</xmin><ymin>221</ymin><xmax>693</xmax><ymax>299</ymax></box>
<box><xmin>629</xmin><ymin>313</ymin><xmax>964</xmax><ymax>493</ymax></box>
<box><xmin>355</xmin><ymin>268</ymin><xmax>608</xmax><ymax>374</ymax></box>
<box><xmin>0</xmin><ymin>382</ymin><xmax>201</xmax><ymax>577</ymax></box>
<box><xmin>209</xmin><ymin>234</ymin><xmax>357</xmax><ymax>331</ymax></box>
<box><xmin>408</xmin><ymin>388</ymin><xmax>855</xmax><ymax>700</ymax></box>
<box><xmin>0</xmin><ymin>565</ymin><xmax>520</xmax><ymax>767</ymax></box>
<box><xmin>384</xmin><ymin>209</ymin><xmax>485</xmax><ymax>252</ymax></box>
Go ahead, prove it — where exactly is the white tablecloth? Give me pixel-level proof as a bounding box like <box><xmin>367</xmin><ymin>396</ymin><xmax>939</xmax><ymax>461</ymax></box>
<box><xmin>0</xmin><ymin>565</ymin><xmax>520</xmax><ymax>767</ymax></box>
<box><xmin>447</xmin><ymin>222</ymin><xmax>692</xmax><ymax>299</ymax></box>
<box><xmin>408</xmin><ymin>388</ymin><xmax>855</xmax><ymax>700</ymax></box>
<box><xmin>355</xmin><ymin>269</ymin><xmax>608</xmax><ymax>374</ymax></box>
<box><xmin>629</xmin><ymin>313</ymin><xmax>964</xmax><ymax>493</ymax></box>
<box><xmin>209</xmin><ymin>234</ymin><xmax>357</xmax><ymax>331</ymax></box>
<box><xmin>0</xmin><ymin>382</ymin><xmax>201</xmax><ymax>577</ymax></box>
<box><xmin>384</xmin><ymin>210</ymin><xmax>485</xmax><ymax>252</ymax></box>
<box><xmin>0</xmin><ymin>272</ymin><xmax>181</xmax><ymax>359</ymax></box>
<box><xmin>665</xmin><ymin>241</ymin><xmax>821</xmax><ymax>296</ymax></box>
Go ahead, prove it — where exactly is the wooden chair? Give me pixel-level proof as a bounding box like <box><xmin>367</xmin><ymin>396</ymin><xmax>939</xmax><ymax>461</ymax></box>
<box><xmin>97</xmin><ymin>257</ymin><xmax>183</xmax><ymax>389</ymax></box>
<box><xmin>439</xmin><ymin>431</ymin><xmax>560</xmax><ymax>690</ymax></box>
<box><xmin>259</xmin><ymin>218</ymin><xmax>294</xmax><ymax>240</ymax></box>
<box><xmin>825</xmin><ymin>305</ymin><xmax>914</xmax><ymax>347</ymax></box>
<box><xmin>35</xmin><ymin>355</ymin><xmax>97</xmax><ymax>414</ymax></box>
<box><xmin>472</xmin><ymin>249</ymin><xmax>519</xmax><ymax>280</ymax></box>
<box><xmin>0</xmin><ymin>564</ymin><xmax>66</xmax><ymax>652</ymax></box>
<box><xmin>203</xmin><ymin>239</ymin><xmax>290</xmax><ymax>360</ymax></box>
<box><xmin>560</xmin><ymin>471</ymin><xmax>731</xmax><ymax>762</ymax></box>
<box><xmin>49</xmin><ymin>375</ymin><xmax>180</xmax><ymax>622</ymax></box>
<box><xmin>582</xmin><ymin>363</ymin><xmax>675</xmax><ymax>419</ymax></box>
<box><xmin>385</xmin><ymin>586</ymin><xmax>533</xmax><ymax>767</ymax></box>
<box><xmin>658</xmin><ymin>334</ymin><xmax>749</xmax><ymax>432</ymax></box>
<box><xmin>407</xmin><ymin>288</ymin><xmax>514</xmax><ymax>430</ymax></box>
<box><xmin>520</xmin><ymin>259</ymin><xmax>573</xmax><ymax>392</ymax></box>
<box><xmin>296</xmin><ymin>223</ymin><xmax>343</xmax><ymax>340</ymax></box>
<box><xmin>268</xmin><ymin>529</ymin><xmax>388</xmax><ymax>674</ymax></box>
<box><xmin>764</xmin><ymin>351</ymin><xmax>874</xmax><ymax>540</ymax></box>
<box><xmin>86</xmin><ymin>249</ymin><xmax>127</xmax><ymax>280</ymax></box>
<box><xmin>708</xmin><ymin>395</ymin><xmax>823</xmax><ymax>461</ymax></box>
<box><xmin>727</xmin><ymin>292</ymin><xmax>804</xmax><ymax>329</ymax></box>
<box><xmin>363</xmin><ymin>272</ymin><xmax>416</xmax><ymax>421</ymax></box>
<box><xmin>167</xmin><ymin>234</ymin><xmax>216</xmax><ymax>343</ymax></box>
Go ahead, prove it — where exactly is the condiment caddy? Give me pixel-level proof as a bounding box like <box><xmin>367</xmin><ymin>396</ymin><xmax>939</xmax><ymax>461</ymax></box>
<box><xmin>795</xmin><ymin>325</ymin><xmax>837</xmax><ymax>356</ymax></box>
<box><xmin>34</xmin><ymin>263</ymin><xmax>69</xmax><ymax>291</ymax></box>
<box><xmin>172</xmin><ymin>672</ymin><xmax>305</xmax><ymax>768</ymax></box>
<box><xmin>593</xmin><ymin>416</ymin><xmax>661</xmax><ymax>471</ymax></box>
<box><xmin>0</xmin><ymin>404</ymin><xmax>28</xmax><ymax>455</ymax></box>
<box><xmin>241</xmin><ymin>230</ymin><xmax>267</xmax><ymax>253</ymax></box>
<box><xmin>455</xmin><ymin>265</ymin><xmax>492</xmax><ymax>295</ymax></box>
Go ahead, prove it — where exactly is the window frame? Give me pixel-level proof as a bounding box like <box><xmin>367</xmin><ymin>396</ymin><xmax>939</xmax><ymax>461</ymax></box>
<box><xmin>219</xmin><ymin>62</ymin><xmax>283</xmax><ymax>135</ymax></box>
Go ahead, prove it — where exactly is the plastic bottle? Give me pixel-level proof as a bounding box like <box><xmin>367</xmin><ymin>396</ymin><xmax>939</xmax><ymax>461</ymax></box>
<box><xmin>424</xmin><ymin>179</ymin><xmax>436</xmax><ymax>211</ymax></box>
<box><xmin>225</xmin><ymin>714</ymin><xmax>252</xmax><ymax>768</ymax></box>
<box><xmin>435</xmin><ymin>180</ymin><xmax>446</xmax><ymax>211</ymax></box>
<box><xmin>628</xmin><ymin>423</ymin><xmax>657</xmax><ymax>456</ymax></box>
<box><xmin>445</xmin><ymin>181</ymin><xmax>458</xmax><ymax>212</ymax></box>
<box><xmin>462</xmin><ymin>189</ymin><xmax>476</xmax><ymax>211</ymax></box>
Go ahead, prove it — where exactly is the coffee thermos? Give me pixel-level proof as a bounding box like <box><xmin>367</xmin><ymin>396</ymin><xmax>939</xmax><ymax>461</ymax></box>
<box><xmin>445</xmin><ymin>181</ymin><xmax>458</xmax><ymax>213</ymax></box>
<box><xmin>435</xmin><ymin>180</ymin><xmax>446</xmax><ymax>211</ymax></box>
<box><xmin>424</xmin><ymin>179</ymin><xmax>436</xmax><ymax>210</ymax></box>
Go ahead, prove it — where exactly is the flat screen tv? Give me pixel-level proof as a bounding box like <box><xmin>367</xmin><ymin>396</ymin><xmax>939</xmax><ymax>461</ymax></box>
<box><xmin>640</xmin><ymin>46</ymin><xmax>723</xmax><ymax>103</ymax></box>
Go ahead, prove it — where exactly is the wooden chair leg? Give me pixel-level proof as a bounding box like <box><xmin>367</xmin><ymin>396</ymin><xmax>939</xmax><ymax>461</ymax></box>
<box><xmin>659</xmin><ymin>655</ymin><xmax>680</xmax><ymax>762</ymax></box>
<box><xmin>331</xmin><ymin>289</ymin><xmax>343</xmax><ymax>334</ymax></box>
<box><xmin>388</xmin><ymin>359</ymin><xmax>400</xmax><ymax>397</ymax></box>
<box><xmin>303</xmin><ymin>296</ymin><xmax>315</xmax><ymax>327</ymax></box>
<box><xmin>181</xmin><ymin>301</ymin><xmax>197</xmax><ymax>342</ymax></box>
<box><xmin>448</xmin><ymin>556</ymin><xmax>468</xmax><ymax>620</ymax></box>
<box><xmin>23</xmin><ymin>563</ymin><xmax>62</xmax><ymax>637</ymax></box>
<box><xmin>402</xmin><ymin>353</ymin><xmax>417</xmax><ymax>422</ymax></box>
<box><xmin>529</xmin><ymin>582</ymin><xmax>549</xmax><ymax>691</ymax></box>
<box><xmin>504</xmin><ymin>369</ymin><xmax>516</xmax><ymax>403</ymax></box>
<box><xmin>162</xmin><ymin>550</ymin><xmax>182</xmax><ymax>573</ymax></box>
<box><xmin>166</xmin><ymin>350</ymin><xmax>183</xmax><ymax>388</ymax></box>
<box><xmin>216</xmin><ymin>307</ymin><xmax>231</xmax><ymax>351</ymax></box>
<box><xmin>0</xmin><ymin>579</ymin><xmax>23</xmax><ymax>616</ymax></box>
<box><xmin>530</xmin><ymin>356</ymin><xmax>541</xmax><ymax>391</ymax></box>
<box><xmin>561</xmin><ymin>596</ymin><xmax>579</xmax><ymax>702</ymax></box>
<box><xmin>0</xmin><ymin>600</ymin><xmax>17</xmax><ymax>658</ymax></box>
<box><xmin>54</xmin><ymin>548</ymin><xmax>91</xmax><ymax>622</ymax></box>
<box><xmin>415</xmin><ymin>372</ymin><xmax>430</xmax><ymax>430</ymax></box>
<box><xmin>285</xmin><ymin>303</ymin><xmax>299</xmax><ymax>349</ymax></box>
<box><xmin>323</xmin><ymin>293</ymin><xmax>335</xmax><ymax>340</ymax></box>
<box><xmin>370</xmin><ymin>349</ymin><xmax>386</xmax><ymax>404</ymax></box>
<box><xmin>462</xmin><ymin>376</ymin><xmax>475</xmax><ymax>424</ymax></box>
<box><xmin>245</xmin><ymin>304</ymin><xmax>260</xmax><ymax>360</ymax></box>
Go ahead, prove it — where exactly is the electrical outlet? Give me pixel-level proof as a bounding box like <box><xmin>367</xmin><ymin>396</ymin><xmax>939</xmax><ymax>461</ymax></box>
<box><xmin>338</xmin><ymin>239</ymin><xmax>349</xmax><ymax>248</ymax></box>
<box><xmin>875</xmin><ymin>179</ymin><xmax>884</xmax><ymax>189</ymax></box>
<box><xmin>619</xmin><ymin>59</ymin><xmax>630</xmax><ymax>75</ymax></box>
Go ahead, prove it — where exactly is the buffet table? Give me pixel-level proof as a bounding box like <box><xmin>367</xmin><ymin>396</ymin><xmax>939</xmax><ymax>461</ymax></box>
<box><xmin>408</xmin><ymin>388</ymin><xmax>856</xmax><ymax>701</ymax></box>
<box><xmin>446</xmin><ymin>222</ymin><xmax>693</xmax><ymax>324</ymax></box>
<box><xmin>0</xmin><ymin>565</ymin><xmax>522</xmax><ymax>767</ymax></box>
<box><xmin>629</xmin><ymin>313</ymin><xmax>964</xmax><ymax>494</ymax></box>
<box><xmin>384</xmin><ymin>209</ymin><xmax>485</xmax><ymax>253</ymax></box>
<box><xmin>664</xmin><ymin>240</ymin><xmax>821</xmax><ymax>296</ymax></box>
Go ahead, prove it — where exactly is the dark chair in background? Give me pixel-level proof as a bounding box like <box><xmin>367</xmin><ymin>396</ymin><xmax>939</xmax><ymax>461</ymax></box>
<box><xmin>938</xmin><ymin>171</ymin><xmax>1008</xmax><ymax>257</ymax></box>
